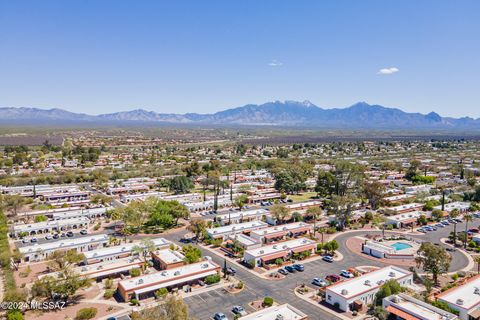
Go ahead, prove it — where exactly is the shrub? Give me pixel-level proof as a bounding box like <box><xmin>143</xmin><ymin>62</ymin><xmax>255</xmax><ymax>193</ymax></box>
<box><xmin>130</xmin><ymin>298</ymin><xmax>139</xmax><ymax>306</ymax></box>
<box><xmin>93</xmin><ymin>223</ymin><xmax>101</xmax><ymax>231</ymax></box>
<box><xmin>155</xmin><ymin>287</ymin><xmax>168</xmax><ymax>299</ymax></box>
<box><xmin>263</xmin><ymin>296</ymin><xmax>274</xmax><ymax>307</ymax></box>
<box><xmin>236</xmin><ymin>281</ymin><xmax>244</xmax><ymax>289</ymax></box>
<box><xmin>104</xmin><ymin>289</ymin><xmax>115</xmax><ymax>299</ymax></box>
<box><xmin>129</xmin><ymin>268</ymin><xmax>141</xmax><ymax>277</ymax></box>
<box><xmin>104</xmin><ymin>278</ymin><xmax>114</xmax><ymax>289</ymax></box>
<box><xmin>451</xmin><ymin>274</ymin><xmax>459</xmax><ymax>281</ymax></box>
<box><xmin>6</xmin><ymin>310</ymin><xmax>24</xmax><ymax>320</ymax></box>
<box><xmin>204</xmin><ymin>274</ymin><xmax>221</xmax><ymax>285</ymax></box>
<box><xmin>75</xmin><ymin>307</ymin><xmax>98</xmax><ymax>320</ymax></box>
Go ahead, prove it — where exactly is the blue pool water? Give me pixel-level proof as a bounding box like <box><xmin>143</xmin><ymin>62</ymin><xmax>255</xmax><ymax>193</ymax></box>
<box><xmin>391</xmin><ymin>242</ymin><xmax>413</xmax><ymax>251</ymax></box>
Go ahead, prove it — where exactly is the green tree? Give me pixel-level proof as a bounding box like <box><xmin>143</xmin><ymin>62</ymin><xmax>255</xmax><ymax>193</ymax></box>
<box><xmin>169</xmin><ymin>176</ymin><xmax>194</xmax><ymax>194</ymax></box>
<box><xmin>375</xmin><ymin>279</ymin><xmax>403</xmax><ymax>305</ymax></box>
<box><xmin>182</xmin><ymin>245</ymin><xmax>202</xmax><ymax>264</ymax></box>
<box><xmin>234</xmin><ymin>194</ymin><xmax>248</xmax><ymax>211</ymax></box>
<box><xmin>415</xmin><ymin>242</ymin><xmax>451</xmax><ymax>284</ymax></box>
<box><xmin>187</xmin><ymin>219</ymin><xmax>207</xmax><ymax>242</ymax></box>
<box><xmin>132</xmin><ymin>295</ymin><xmax>192</xmax><ymax>320</ymax></box>
<box><xmin>464</xmin><ymin>213</ymin><xmax>473</xmax><ymax>248</ymax></box>
<box><xmin>362</xmin><ymin>181</ymin><xmax>385</xmax><ymax>210</ymax></box>
<box><xmin>270</xmin><ymin>204</ymin><xmax>290</xmax><ymax>224</ymax></box>
<box><xmin>450</xmin><ymin>209</ymin><xmax>460</xmax><ymax>246</ymax></box>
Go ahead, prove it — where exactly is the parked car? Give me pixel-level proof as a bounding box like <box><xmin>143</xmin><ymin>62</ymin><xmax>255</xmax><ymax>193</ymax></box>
<box><xmin>53</xmin><ymin>233</ymin><xmax>59</xmax><ymax>239</ymax></box>
<box><xmin>80</xmin><ymin>229</ymin><xmax>88</xmax><ymax>235</ymax></box>
<box><xmin>45</xmin><ymin>234</ymin><xmax>53</xmax><ymax>240</ymax></box>
<box><xmin>441</xmin><ymin>220</ymin><xmax>450</xmax><ymax>225</ymax></box>
<box><xmin>226</xmin><ymin>267</ymin><xmax>236</xmax><ymax>275</ymax></box>
<box><xmin>60</xmin><ymin>232</ymin><xmax>66</xmax><ymax>237</ymax></box>
<box><xmin>340</xmin><ymin>270</ymin><xmax>354</xmax><ymax>278</ymax></box>
<box><xmin>322</xmin><ymin>255</ymin><xmax>334</xmax><ymax>262</ymax></box>
<box><xmin>417</xmin><ymin>228</ymin><xmax>426</xmax><ymax>233</ymax></box>
<box><xmin>326</xmin><ymin>274</ymin><xmax>341</xmax><ymax>283</ymax></box>
<box><xmin>66</xmin><ymin>231</ymin><xmax>74</xmax><ymax>237</ymax></box>
<box><xmin>30</xmin><ymin>237</ymin><xmax>38</xmax><ymax>243</ymax></box>
<box><xmin>312</xmin><ymin>278</ymin><xmax>328</xmax><ymax>287</ymax></box>
<box><xmin>21</xmin><ymin>238</ymin><xmax>29</xmax><ymax>243</ymax></box>
<box><xmin>293</xmin><ymin>264</ymin><xmax>304</xmax><ymax>272</ymax></box>
<box><xmin>285</xmin><ymin>265</ymin><xmax>296</xmax><ymax>273</ymax></box>
<box><xmin>278</xmin><ymin>268</ymin><xmax>288</xmax><ymax>275</ymax></box>
<box><xmin>232</xmin><ymin>306</ymin><xmax>247</xmax><ymax>316</ymax></box>
<box><xmin>435</xmin><ymin>223</ymin><xmax>445</xmax><ymax>228</ymax></box>
<box><xmin>213</xmin><ymin>312</ymin><xmax>228</xmax><ymax>320</ymax></box>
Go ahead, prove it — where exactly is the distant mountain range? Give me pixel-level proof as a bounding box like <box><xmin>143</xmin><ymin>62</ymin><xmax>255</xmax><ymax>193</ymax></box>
<box><xmin>1</xmin><ymin>101</ymin><xmax>479</xmax><ymax>129</ymax></box>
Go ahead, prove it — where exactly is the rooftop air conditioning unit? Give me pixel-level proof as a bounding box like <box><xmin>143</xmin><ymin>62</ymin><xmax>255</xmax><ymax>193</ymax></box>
<box><xmin>341</xmin><ymin>289</ymin><xmax>348</xmax><ymax>295</ymax></box>
<box><xmin>364</xmin><ymin>280</ymin><xmax>371</xmax><ymax>286</ymax></box>
<box><xmin>389</xmin><ymin>272</ymin><xmax>396</xmax><ymax>277</ymax></box>
<box><xmin>475</xmin><ymin>287</ymin><xmax>480</xmax><ymax>295</ymax></box>
<box><xmin>457</xmin><ymin>299</ymin><xmax>464</xmax><ymax>305</ymax></box>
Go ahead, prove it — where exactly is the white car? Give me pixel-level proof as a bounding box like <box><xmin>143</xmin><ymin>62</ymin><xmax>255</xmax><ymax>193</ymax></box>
<box><xmin>340</xmin><ymin>270</ymin><xmax>354</xmax><ymax>278</ymax></box>
<box><xmin>312</xmin><ymin>278</ymin><xmax>328</xmax><ymax>287</ymax></box>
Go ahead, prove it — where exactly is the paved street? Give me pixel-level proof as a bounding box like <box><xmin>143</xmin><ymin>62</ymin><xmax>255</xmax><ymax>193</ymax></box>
<box><xmin>160</xmin><ymin>216</ymin><xmax>476</xmax><ymax>319</ymax></box>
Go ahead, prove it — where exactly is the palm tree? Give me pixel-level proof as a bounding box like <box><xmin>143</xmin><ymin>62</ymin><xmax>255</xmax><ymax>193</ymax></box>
<box><xmin>450</xmin><ymin>209</ymin><xmax>459</xmax><ymax>246</ymax></box>
<box><xmin>475</xmin><ymin>256</ymin><xmax>480</xmax><ymax>274</ymax></box>
<box><xmin>464</xmin><ymin>213</ymin><xmax>473</xmax><ymax>248</ymax></box>
<box><xmin>306</xmin><ymin>207</ymin><xmax>322</xmax><ymax>238</ymax></box>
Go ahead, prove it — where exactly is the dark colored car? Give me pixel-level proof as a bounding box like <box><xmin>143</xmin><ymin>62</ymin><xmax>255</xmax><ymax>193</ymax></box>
<box><xmin>293</xmin><ymin>264</ymin><xmax>304</xmax><ymax>272</ymax></box>
<box><xmin>326</xmin><ymin>274</ymin><xmax>341</xmax><ymax>283</ymax></box>
<box><xmin>285</xmin><ymin>265</ymin><xmax>296</xmax><ymax>273</ymax></box>
<box><xmin>66</xmin><ymin>231</ymin><xmax>74</xmax><ymax>237</ymax></box>
<box><xmin>226</xmin><ymin>267</ymin><xmax>236</xmax><ymax>275</ymax></box>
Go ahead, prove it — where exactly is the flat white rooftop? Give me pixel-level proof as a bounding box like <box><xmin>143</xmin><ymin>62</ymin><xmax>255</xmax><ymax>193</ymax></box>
<box><xmin>13</xmin><ymin>216</ymin><xmax>89</xmax><ymax>232</ymax></box>
<box><xmin>207</xmin><ymin>221</ymin><xmax>268</xmax><ymax>236</ymax></box>
<box><xmin>51</xmin><ymin>207</ymin><xmax>108</xmax><ymax>219</ymax></box>
<box><xmin>384</xmin><ymin>294</ymin><xmax>457</xmax><ymax>320</ymax></box>
<box><xmin>244</xmin><ymin>238</ymin><xmax>316</xmax><ymax>258</ymax></box>
<box><xmin>239</xmin><ymin>304</ymin><xmax>307</xmax><ymax>320</ymax></box>
<box><xmin>327</xmin><ymin>266</ymin><xmax>412</xmax><ymax>299</ymax></box>
<box><xmin>19</xmin><ymin>234</ymin><xmax>109</xmax><ymax>254</ymax></box>
<box><xmin>250</xmin><ymin>222</ymin><xmax>312</xmax><ymax>237</ymax></box>
<box><xmin>285</xmin><ymin>200</ymin><xmax>322</xmax><ymax>210</ymax></box>
<box><xmin>386</xmin><ymin>211</ymin><xmax>426</xmax><ymax>223</ymax></box>
<box><xmin>40</xmin><ymin>256</ymin><xmax>143</xmax><ymax>280</ymax></box>
<box><xmin>118</xmin><ymin>260</ymin><xmax>219</xmax><ymax>292</ymax></box>
<box><xmin>438</xmin><ymin>274</ymin><xmax>480</xmax><ymax>310</ymax></box>
<box><xmin>389</xmin><ymin>203</ymin><xmax>424</xmax><ymax>212</ymax></box>
<box><xmin>153</xmin><ymin>249</ymin><xmax>185</xmax><ymax>264</ymax></box>
<box><xmin>216</xmin><ymin>208</ymin><xmax>269</xmax><ymax>221</ymax></box>
<box><xmin>83</xmin><ymin>237</ymin><xmax>171</xmax><ymax>260</ymax></box>
<box><xmin>434</xmin><ymin>201</ymin><xmax>471</xmax><ymax>212</ymax></box>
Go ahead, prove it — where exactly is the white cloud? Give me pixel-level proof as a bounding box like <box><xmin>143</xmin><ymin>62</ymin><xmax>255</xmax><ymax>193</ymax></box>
<box><xmin>377</xmin><ymin>67</ymin><xmax>399</xmax><ymax>75</ymax></box>
<box><xmin>268</xmin><ymin>60</ymin><xmax>283</xmax><ymax>67</ymax></box>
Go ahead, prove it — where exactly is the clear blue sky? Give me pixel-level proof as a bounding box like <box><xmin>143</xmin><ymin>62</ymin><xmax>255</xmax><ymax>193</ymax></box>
<box><xmin>1</xmin><ymin>1</ymin><xmax>479</xmax><ymax>117</ymax></box>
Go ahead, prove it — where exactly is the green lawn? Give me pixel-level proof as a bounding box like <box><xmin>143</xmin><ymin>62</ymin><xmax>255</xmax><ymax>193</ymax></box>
<box><xmin>287</xmin><ymin>192</ymin><xmax>318</xmax><ymax>203</ymax></box>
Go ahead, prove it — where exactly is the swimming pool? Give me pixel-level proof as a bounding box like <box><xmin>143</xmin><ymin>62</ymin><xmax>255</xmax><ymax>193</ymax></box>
<box><xmin>391</xmin><ymin>242</ymin><xmax>413</xmax><ymax>251</ymax></box>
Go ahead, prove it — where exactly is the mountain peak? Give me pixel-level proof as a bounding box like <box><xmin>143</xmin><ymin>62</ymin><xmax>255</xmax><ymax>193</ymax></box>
<box><xmin>0</xmin><ymin>101</ymin><xmax>478</xmax><ymax>129</ymax></box>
